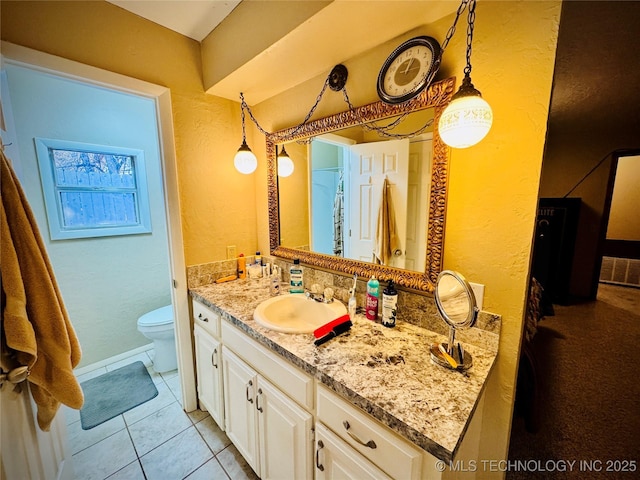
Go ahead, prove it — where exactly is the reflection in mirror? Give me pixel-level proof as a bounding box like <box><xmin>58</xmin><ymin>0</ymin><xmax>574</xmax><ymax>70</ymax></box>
<box><xmin>279</xmin><ymin>107</ymin><xmax>437</xmax><ymax>273</ymax></box>
<box><xmin>267</xmin><ymin>78</ymin><xmax>455</xmax><ymax>292</ymax></box>
<box><xmin>431</xmin><ymin>270</ymin><xmax>478</xmax><ymax>372</ymax></box>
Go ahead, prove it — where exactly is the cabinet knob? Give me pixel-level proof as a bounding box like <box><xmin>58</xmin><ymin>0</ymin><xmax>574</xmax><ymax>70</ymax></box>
<box><xmin>198</xmin><ymin>313</ymin><xmax>208</xmax><ymax>322</ymax></box>
<box><xmin>315</xmin><ymin>440</ymin><xmax>325</xmax><ymax>471</ymax></box>
<box><xmin>343</xmin><ymin>420</ymin><xmax>377</xmax><ymax>449</ymax></box>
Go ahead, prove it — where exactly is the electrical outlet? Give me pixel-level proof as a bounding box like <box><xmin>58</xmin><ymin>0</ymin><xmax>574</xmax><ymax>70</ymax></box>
<box><xmin>469</xmin><ymin>282</ymin><xmax>485</xmax><ymax>311</ymax></box>
<box><xmin>226</xmin><ymin>245</ymin><xmax>237</xmax><ymax>259</ymax></box>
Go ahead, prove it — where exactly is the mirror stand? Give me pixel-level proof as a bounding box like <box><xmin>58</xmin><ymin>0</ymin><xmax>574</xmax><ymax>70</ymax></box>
<box><xmin>430</xmin><ymin>332</ymin><xmax>473</xmax><ymax>371</ymax></box>
<box><xmin>430</xmin><ymin>270</ymin><xmax>478</xmax><ymax>372</ymax></box>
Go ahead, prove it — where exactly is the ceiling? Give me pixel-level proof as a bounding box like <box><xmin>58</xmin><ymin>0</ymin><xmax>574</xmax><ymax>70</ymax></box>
<box><xmin>106</xmin><ymin>1</ymin><xmax>461</xmax><ymax>104</ymax></box>
<box><xmin>107</xmin><ymin>0</ymin><xmax>241</xmax><ymax>41</ymax></box>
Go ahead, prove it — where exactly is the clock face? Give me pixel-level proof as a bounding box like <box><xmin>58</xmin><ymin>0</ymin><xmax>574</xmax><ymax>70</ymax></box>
<box><xmin>377</xmin><ymin>36</ymin><xmax>441</xmax><ymax>104</ymax></box>
<box><xmin>383</xmin><ymin>45</ymin><xmax>434</xmax><ymax>97</ymax></box>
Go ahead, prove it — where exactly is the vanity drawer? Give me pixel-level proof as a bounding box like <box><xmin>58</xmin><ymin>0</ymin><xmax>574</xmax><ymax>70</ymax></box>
<box><xmin>316</xmin><ymin>384</ymin><xmax>423</xmax><ymax>480</ymax></box>
<box><xmin>222</xmin><ymin>321</ymin><xmax>314</xmax><ymax>410</ymax></box>
<box><xmin>192</xmin><ymin>299</ymin><xmax>221</xmax><ymax>338</ymax></box>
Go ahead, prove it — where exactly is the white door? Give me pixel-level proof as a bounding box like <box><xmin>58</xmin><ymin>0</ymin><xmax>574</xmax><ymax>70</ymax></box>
<box><xmin>257</xmin><ymin>377</ymin><xmax>314</xmax><ymax>480</ymax></box>
<box><xmin>0</xmin><ymin>382</ymin><xmax>74</xmax><ymax>480</ymax></box>
<box><xmin>404</xmin><ymin>135</ymin><xmax>432</xmax><ymax>272</ymax></box>
<box><xmin>194</xmin><ymin>325</ymin><xmax>224</xmax><ymax>429</ymax></box>
<box><xmin>222</xmin><ymin>348</ymin><xmax>259</xmax><ymax>474</ymax></box>
<box><xmin>348</xmin><ymin>139</ymin><xmax>410</xmax><ymax>268</ymax></box>
<box><xmin>314</xmin><ymin>423</ymin><xmax>391</xmax><ymax>480</ymax></box>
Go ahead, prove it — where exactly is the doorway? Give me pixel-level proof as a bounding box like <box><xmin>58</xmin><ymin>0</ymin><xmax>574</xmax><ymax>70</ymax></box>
<box><xmin>1</xmin><ymin>43</ymin><xmax>195</xmax><ymax>410</ymax></box>
<box><xmin>597</xmin><ymin>150</ymin><xmax>640</xmax><ymax>290</ymax></box>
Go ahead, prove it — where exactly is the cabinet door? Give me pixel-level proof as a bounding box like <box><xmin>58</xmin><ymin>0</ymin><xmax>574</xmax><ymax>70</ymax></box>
<box><xmin>222</xmin><ymin>347</ymin><xmax>259</xmax><ymax>474</ymax></box>
<box><xmin>194</xmin><ymin>325</ymin><xmax>224</xmax><ymax>429</ymax></box>
<box><xmin>257</xmin><ymin>377</ymin><xmax>314</xmax><ymax>480</ymax></box>
<box><xmin>315</xmin><ymin>423</ymin><xmax>391</xmax><ymax>480</ymax></box>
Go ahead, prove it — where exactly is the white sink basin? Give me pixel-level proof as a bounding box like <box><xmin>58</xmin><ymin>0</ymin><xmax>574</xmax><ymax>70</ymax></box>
<box><xmin>253</xmin><ymin>294</ymin><xmax>347</xmax><ymax>333</ymax></box>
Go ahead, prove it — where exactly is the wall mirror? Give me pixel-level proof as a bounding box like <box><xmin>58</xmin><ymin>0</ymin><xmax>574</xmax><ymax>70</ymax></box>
<box><xmin>266</xmin><ymin>77</ymin><xmax>455</xmax><ymax>292</ymax></box>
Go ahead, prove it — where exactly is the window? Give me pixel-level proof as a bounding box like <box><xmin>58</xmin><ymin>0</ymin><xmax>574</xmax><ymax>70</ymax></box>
<box><xmin>35</xmin><ymin>138</ymin><xmax>152</xmax><ymax>240</ymax></box>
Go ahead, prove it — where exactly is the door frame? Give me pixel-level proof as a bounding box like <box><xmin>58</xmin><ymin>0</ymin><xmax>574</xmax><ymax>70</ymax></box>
<box><xmin>0</xmin><ymin>41</ymin><xmax>197</xmax><ymax>411</ymax></box>
<box><xmin>593</xmin><ymin>148</ymin><xmax>640</xmax><ymax>296</ymax></box>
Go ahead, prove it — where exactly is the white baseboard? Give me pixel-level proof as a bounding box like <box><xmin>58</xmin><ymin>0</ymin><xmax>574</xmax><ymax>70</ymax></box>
<box><xmin>74</xmin><ymin>343</ymin><xmax>153</xmax><ymax>376</ymax></box>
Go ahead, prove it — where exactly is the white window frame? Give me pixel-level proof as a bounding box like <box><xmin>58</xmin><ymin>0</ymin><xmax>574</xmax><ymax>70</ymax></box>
<box><xmin>35</xmin><ymin>137</ymin><xmax>152</xmax><ymax>240</ymax></box>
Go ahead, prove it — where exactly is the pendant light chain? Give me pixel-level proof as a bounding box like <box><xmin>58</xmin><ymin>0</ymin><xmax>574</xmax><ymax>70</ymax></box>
<box><xmin>464</xmin><ymin>0</ymin><xmax>476</xmax><ymax>77</ymax></box>
<box><xmin>240</xmin><ymin>76</ymin><xmax>331</xmax><ymax>140</ymax></box>
<box><xmin>441</xmin><ymin>0</ymin><xmax>469</xmax><ymax>54</ymax></box>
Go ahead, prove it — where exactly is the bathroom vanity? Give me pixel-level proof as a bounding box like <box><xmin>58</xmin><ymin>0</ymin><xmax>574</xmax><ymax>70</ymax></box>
<box><xmin>189</xmin><ymin>277</ymin><xmax>499</xmax><ymax>479</ymax></box>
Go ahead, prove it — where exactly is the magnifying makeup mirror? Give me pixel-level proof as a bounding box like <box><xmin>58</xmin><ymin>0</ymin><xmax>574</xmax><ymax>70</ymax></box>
<box><xmin>430</xmin><ymin>270</ymin><xmax>478</xmax><ymax>371</ymax></box>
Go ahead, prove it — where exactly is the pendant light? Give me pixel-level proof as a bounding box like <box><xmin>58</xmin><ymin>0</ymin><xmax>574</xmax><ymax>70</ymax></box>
<box><xmin>438</xmin><ymin>0</ymin><xmax>493</xmax><ymax>148</ymax></box>
<box><xmin>277</xmin><ymin>145</ymin><xmax>294</xmax><ymax>177</ymax></box>
<box><xmin>234</xmin><ymin>99</ymin><xmax>258</xmax><ymax>174</ymax></box>
<box><xmin>232</xmin><ymin>66</ymin><xmax>348</xmax><ymax>174</ymax></box>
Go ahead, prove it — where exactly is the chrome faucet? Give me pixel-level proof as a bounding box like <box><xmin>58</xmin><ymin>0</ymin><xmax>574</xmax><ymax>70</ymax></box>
<box><xmin>305</xmin><ymin>284</ymin><xmax>334</xmax><ymax>303</ymax></box>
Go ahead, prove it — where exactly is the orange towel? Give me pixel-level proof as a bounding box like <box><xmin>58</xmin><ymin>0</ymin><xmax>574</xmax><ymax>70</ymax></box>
<box><xmin>1</xmin><ymin>149</ymin><xmax>83</xmax><ymax>431</ymax></box>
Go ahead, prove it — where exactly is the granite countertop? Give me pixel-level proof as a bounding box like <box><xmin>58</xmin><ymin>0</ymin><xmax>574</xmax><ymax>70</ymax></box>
<box><xmin>189</xmin><ymin>277</ymin><xmax>499</xmax><ymax>462</ymax></box>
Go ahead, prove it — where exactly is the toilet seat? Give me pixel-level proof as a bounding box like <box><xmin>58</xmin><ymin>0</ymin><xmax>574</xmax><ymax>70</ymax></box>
<box><xmin>137</xmin><ymin>305</ymin><xmax>173</xmax><ymax>328</ymax></box>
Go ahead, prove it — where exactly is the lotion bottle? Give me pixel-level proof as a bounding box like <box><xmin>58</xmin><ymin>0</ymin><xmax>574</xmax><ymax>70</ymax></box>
<box><xmin>365</xmin><ymin>275</ymin><xmax>379</xmax><ymax>321</ymax></box>
<box><xmin>237</xmin><ymin>254</ymin><xmax>246</xmax><ymax>279</ymax></box>
<box><xmin>289</xmin><ymin>259</ymin><xmax>304</xmax><ymax>293</ymax></box>
<box><xmin>381</xmin><ymin>280</ymin><xmax>398</xmax><ymax>327</ymax></box>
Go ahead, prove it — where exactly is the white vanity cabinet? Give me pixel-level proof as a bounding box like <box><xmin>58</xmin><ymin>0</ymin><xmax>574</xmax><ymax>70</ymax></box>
<box><xmin>192</xmin><ymin>300</ymin><xmax>224</xmax><ymax>429</ymax></box>
<box><xmin>191</xmin><ymin>295</ymin><xmax>444</xmax><ymax>480</ymax></box>
<box><xmin>317</xmin><ymin>384</ymin><xmax>429</xmax><ymax>480</ymax></box>
<box><xmin>315</xmin><ymin>423</ymin><xmax>391</xmax><ymax>480</ymax></box>
<box><xmin>222</xmin><ymin>323</ymin><xmax>314</xmax><ymax>480</ymax></box>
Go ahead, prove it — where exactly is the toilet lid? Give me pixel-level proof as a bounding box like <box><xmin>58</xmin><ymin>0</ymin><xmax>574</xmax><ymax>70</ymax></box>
<box><xmin>137</xmin><ymin>305</ymin><xmax>174</xmax><ymax>327</ymax></box>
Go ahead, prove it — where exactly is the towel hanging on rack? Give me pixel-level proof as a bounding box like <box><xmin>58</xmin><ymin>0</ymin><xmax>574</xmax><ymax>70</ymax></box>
<box><xmin>374</xmin><ymin>177</ymin><xmax>400</xmax><ymax>265</ymax></box>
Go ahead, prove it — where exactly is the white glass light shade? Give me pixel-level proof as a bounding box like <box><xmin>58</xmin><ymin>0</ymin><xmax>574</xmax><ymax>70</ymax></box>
<box><xmin>277</xmin><ymin>155</ymin><xmax>294</xmax><ymax>177</ymax></box>
<box><xmin>439</xmin><ymin>94</ymin><xmax>493</xmax><ymax>149</ymax></box>
<box><xmin>234</xmin><ymin>143</ymin><xmax>258</xmax><ymax>174</ymax></box>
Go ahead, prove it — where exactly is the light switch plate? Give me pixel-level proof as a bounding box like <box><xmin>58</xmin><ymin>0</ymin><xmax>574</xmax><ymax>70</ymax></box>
<box><xmin>469</xmin><ymin>282</ymin><xmax>484</xmax><ymax>311</ymax></box>
<box><xmin>226</xmin><ymin>245</ymin><xmax>237</xmax><ymax>259</ymax></box>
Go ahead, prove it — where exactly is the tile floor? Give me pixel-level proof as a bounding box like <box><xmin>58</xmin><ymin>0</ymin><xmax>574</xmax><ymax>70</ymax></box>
<box><xmin>65</xmin><ymin>349</ymin><xmax>259</xmax><ymax>480</ymax></box>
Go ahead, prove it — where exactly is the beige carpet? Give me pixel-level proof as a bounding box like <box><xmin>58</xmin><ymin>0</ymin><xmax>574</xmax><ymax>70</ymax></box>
<box><xmin>508</xmin><ymin>284</ymin><xmax>640</xmax><ymax>479</ymax></box>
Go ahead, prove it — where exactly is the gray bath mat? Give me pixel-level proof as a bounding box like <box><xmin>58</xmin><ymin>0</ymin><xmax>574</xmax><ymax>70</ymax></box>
<box><xmin>80</xmin><ymin>361</ymin><xmax>158</xmax><ymax>430</ymax></box>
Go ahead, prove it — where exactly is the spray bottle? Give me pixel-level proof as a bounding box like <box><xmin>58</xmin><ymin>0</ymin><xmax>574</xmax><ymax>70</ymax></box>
<box><xmin>365</xmin><ymin>275</ymin><xmax>379</xmax><ymax>321</ymax></box>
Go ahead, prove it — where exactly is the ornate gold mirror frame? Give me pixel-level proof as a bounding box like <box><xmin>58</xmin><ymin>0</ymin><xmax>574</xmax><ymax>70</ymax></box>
<box><xmin>266</xmin><ymin>77</ymin><xmax>455</xmax><ymax>292</ymax></box>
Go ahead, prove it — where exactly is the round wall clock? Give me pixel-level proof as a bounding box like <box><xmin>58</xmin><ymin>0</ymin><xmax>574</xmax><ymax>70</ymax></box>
<box><xmin>377</xmin><ymin>36</ymin><xmax>442</xmax><ymax>104</ymax></box>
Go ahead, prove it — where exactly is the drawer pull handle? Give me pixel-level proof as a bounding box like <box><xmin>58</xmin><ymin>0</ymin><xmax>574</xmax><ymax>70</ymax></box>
<box><xmin>343</xmin><ymin>420</ymin><xmax>377</xmax><ymax>449</ymax></box>
<box><xmin>212</xmin><ymin>349</ymin><xmax>218</xmax><ymax>368</ymax></box>
<box><xmin>315</xmin><ymin>440</ymin><xmax>325</xmax><ymax>471</ymax></box>
<box><xmin>246</xmin><ymin>380</ymin><xmax>254</xmax><ymax>403</ymax></box>
<box><xmin>256</xmin><ymin>388</ymin><xmax>263</xmax><ymax>412</ymax></box>
<box><xmin>198</xmin><ymin>313</ymin><xmax>209</xmax><ymax>322</ymax></box>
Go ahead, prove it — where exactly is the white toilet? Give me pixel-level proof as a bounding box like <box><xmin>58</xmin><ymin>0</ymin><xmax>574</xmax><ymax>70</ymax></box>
<box><xmin>137</xmin><ymin>305</ymin><xmax>177</xmax><ymax>373</ymax></box>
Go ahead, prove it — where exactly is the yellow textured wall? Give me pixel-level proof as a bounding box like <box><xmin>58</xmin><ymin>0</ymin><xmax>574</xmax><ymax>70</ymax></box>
<box><xmin>253</xmin><ymin>1</ymin><xmax>561</xmax><ymax>474</ymax></box>
<box><xmin>440</xmin><ymin>1</ymin><xmax>561</xmax><ymax>471</ymax></box>
<box><xmin>1</xmin><ymin>0</ymin><xmax>257</xmax><ymax>266</ymax></box>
